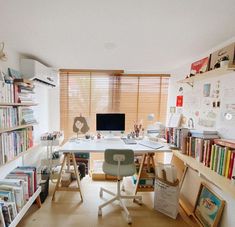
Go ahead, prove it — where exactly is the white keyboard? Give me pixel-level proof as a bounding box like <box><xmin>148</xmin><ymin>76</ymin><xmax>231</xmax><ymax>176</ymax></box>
<box><xmin>139</xmin><ymin>140</ymin><xmax>163</xmax><ymax>149</ymax></box>
<box><xmin>121</xmin><ymin>138</ymin><xmax>137</xmax><ymax>144</ymax></box>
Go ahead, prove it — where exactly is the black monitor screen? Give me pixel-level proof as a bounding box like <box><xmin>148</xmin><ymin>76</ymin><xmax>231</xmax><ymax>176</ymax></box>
<box><xmin>96</xmin><ymin>113</ymin><xmax>125</xmax><ymax>131</ymax></box>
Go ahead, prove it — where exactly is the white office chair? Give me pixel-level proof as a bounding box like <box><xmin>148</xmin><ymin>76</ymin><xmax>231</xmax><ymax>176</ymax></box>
<box><xmin>98</xmin><ymin>149</ymin><xmax>142</xmax><ymax>224</ymax></box>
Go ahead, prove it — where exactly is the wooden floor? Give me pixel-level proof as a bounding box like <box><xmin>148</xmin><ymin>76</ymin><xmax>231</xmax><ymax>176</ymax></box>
<box><xmin>18</xmin><ymin>177</ymin><xmax>190</xmax><ymax>227</ymax></box>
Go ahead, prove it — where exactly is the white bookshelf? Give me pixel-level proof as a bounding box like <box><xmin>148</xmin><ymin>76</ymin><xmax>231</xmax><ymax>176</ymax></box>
<box><xmin>0</xmin><ymin>123</ymin><xmax>38</xmax><ymax>133</ymax></box>
<box><xmin>0</xmin><ymin>103</ymin><xmax>38</xmax><ymax>106</ymax></box>
<box><xmin>178</xmin><ymin>64</ymin><xmax>235</xmax><ymax>87</ymax></box>
<box><xmin>9</xmin><ymin>187</ymin><xmax>41</xmax><ymax>227</ymax></box>
<box><xmin>173</xmin><ymin>150</ymin><xmax>235</xmax><ymax>200</ymax></box>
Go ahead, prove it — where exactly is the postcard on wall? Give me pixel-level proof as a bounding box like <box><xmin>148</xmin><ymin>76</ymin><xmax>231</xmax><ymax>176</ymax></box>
<box><xmin>203</xmin><ymin>84</ymin><xmax>211</xmax><ymax>97</ymax></box>
<box><xmin>176</xmin><ymin>95</ymin><xmax>183</xmax><ymax>107</ymax></box>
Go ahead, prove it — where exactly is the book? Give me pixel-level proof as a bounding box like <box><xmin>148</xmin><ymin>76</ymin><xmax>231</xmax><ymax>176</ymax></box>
<box><xmin>222</xmin><ymin>147</ymin><xmax>228</xmax><ymax>176</ymax></box>
<box><xmin>214</xmin><ymin>139</ymin><xmax>235</xmax><ymax>149</ymax></box>
<box><xmin>228</xmin><ymin>152</ymin><xmax>235</xmax><ymax>179</ymax></box>
<box><xmin>225</xmin><ymin>150</ymin><xmax>232</xmax><ymax>178</ymax></box>
<box><xmin>191</xmin><ymin>134</ymin><xmax>220</xmax><ymax>139</ymax></box>
<box><xmin>190</xmin><ymin>130</ymin><xmax>217</xmax><ymax>135</ymax></box>
<box><xmin>0</xmin><ymin>184</ymin><xmax>24</xmax><ymax>212</ymax></box>
<box><xmin>210</xmin><ymin>145</ymin><xmax>215</xmax><ymax>169</ymax></box>
<box><xmin>6</xmin><ymin>174</ymin><xmax>29</xmax><ymax>200</ymax></box>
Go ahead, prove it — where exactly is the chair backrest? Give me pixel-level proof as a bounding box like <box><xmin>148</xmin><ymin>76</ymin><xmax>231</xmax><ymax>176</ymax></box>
<box><xmin>104</xmin><ymin>149</ymin><xmax>134</xmax><ymax>166</ymax></box>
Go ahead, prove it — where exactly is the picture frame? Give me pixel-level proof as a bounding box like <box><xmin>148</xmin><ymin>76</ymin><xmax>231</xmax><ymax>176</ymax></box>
<box><xmin>194</xmin><ymin>183</ymin><xmax>225</xmax><ymax>227</ymax></box>
<box><xmin>190</xmin><ymin>57</ymin><xmax>210</xmax><ymax>75</ymax></box>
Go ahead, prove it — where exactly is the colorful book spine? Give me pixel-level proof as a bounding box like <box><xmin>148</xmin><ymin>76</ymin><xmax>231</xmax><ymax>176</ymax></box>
<box><xmin>225</xmin><ymin>150</ymin><xmax>232</xmax><ymax>178</ymax></box>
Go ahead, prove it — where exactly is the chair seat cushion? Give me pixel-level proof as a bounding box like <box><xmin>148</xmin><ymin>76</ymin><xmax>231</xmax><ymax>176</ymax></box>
<box><xmin>103</xmin><ymin>162</ymin><xmax>136</xmax><ymax>177</ymax></box>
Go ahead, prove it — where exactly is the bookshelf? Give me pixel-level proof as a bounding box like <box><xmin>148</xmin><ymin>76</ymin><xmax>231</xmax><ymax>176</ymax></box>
<box><xmin>178</xmin><ymin>64</ymin><xmax>235</xmax><ymax>87</ymax></box>
<box><xmin>0</xmin><ymin>144</ymin><xmax>40</xmax><ymax>167</ymax></box>
<box><xmin>0</xmin><ymin>123</ymin><xmax>38</xmax><ymax>133</ymax></box>
<box><xmin>173</xmin><ymin>150</ymin><xmax>235</xmax><ymax>200</ymax></box>
<box><xmin>8</xmin><ymin>187</ymin><xmax>41</xmax><ymax>227</ymax></box>
<box><xmin>0</xmin><ymin>79</ymin><xmax>41</xmax><ymax>226</ymax></box>
<box><xmin>0</xmin><ymin>102</ymin><xmax>38</xmax><ymax>106</ymax></box>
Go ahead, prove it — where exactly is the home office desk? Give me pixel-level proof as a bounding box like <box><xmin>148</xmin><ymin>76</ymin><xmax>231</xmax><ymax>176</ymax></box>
<box><xmin>52</xmin><ymin>138</ymin><xmax>171</xmax><ymax>202</ymax></box>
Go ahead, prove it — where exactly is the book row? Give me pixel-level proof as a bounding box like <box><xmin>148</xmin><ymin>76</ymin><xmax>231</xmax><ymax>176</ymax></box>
<box><xmin>0</xmin><ymin>82</ymin><xmax>14</xmax><ymax>103</ymax></box>
<box><xmin>181</xmin><ymin>136</ymin><xmax>235</xmax><ymax>180</ymax></box>
<box><xmin>0</xmin><ymin>166</ymin><xmax>37</xmax><ymax>227</ymax></box>
<box><xmin>0</xmin><ymin>107</ymin><xmax>36</xmax><ymax>129</ymax></box>
<box><xmin>0</xmin><ymin>128</ymin><xmax>34</xmax><ymax>165</ymax></box>
<box><xmin>0</xmin><ymin>79</ymin><xmax>35</xmax><ymax>104</ymax></box>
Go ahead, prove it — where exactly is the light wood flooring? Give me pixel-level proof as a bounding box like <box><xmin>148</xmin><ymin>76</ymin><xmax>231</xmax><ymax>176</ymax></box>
<box><xmin>18</xmin><ymin>177</ymin><xmax>191</xmax><ymax>227</ymax></box>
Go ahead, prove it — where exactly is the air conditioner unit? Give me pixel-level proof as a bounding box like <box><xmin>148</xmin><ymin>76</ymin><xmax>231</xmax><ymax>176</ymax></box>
<box><xmin>20</xmin><ymin>59</ymin><xmax>58</xmax><ymax>87</ymax></box>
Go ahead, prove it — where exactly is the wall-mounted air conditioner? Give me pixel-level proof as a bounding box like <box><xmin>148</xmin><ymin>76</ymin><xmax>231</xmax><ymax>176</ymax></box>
<box><xmin>20</xmin><ymin>59</ymin><xmax>58</xmax><ymax>87</ymax></box>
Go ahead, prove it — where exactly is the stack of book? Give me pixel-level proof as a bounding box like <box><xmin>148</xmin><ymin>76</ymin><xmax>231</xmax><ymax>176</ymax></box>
<box><xmin>18</xmin><ymin>107</ymin><xmax>37</xmax><ymax>125</ymax></box>
<box><xmin>210</xmin><ymin>139</ymin><xmax>235</xmax><ymax>179</ymax></box>
<box><xmin>0</xmin><ymin>127</ymin><xmax>33</xmax><ymax>164</ymax></box>
<box><xmin>0</xmin><ymin>107</ymin><xmax>18</xmax><ymax>129</ymax></box>
<box><xmin>14</xmin><ymin>79</ymin><xmax>35</xmax><ymax>103</ymax></box>
<box><xmin>0</xmin><ymin>166</ymin><xmax>37</xmax><ymax>226</ymax></box>
<box><xmin>166</xmin><ymin>127</ymin><xmax>190</xmax><ymax>153</ymax></box>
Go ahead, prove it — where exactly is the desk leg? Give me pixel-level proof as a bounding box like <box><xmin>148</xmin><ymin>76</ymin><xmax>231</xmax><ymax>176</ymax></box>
<box><xmin>71</xmin><ymin>153</ymin><xmax>83</xmax><ymax>201</ymax></box>
<box><xmin>134</xmin><ymin>153</ymin><xmax>147</xmax><ymax>197</ymax></box>
<box><xmin>52</xmin><ymin>153</ymin><xmax>67</xmax><ymax>201</ymax></box>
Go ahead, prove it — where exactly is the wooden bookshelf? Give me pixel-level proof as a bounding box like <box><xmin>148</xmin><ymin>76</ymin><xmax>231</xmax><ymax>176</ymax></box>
<box><xmin>0</xmin><ymin>102</ymin><xmax>38</xmax><ymax>106</ymax></box>
<box><xmin>0</xmin><ymin>123</ymin><xmax>38</xmax><ymax>133</ymax></box>
<box><xmin>178</xmin><ymin>64</ymin><xmax>235</xmax><ymax>87</ymax></box>
<box><xmin>172</xmin><ymin>150</ymin><xmax>235</xmax><ymax>200</ymax></box>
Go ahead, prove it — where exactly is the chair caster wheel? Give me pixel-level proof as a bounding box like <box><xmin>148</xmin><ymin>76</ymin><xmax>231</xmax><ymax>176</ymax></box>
<box><xmin>98</xmin><ymin>208</ymin><xmax>102</xmax><ymax>216</ymax></box>
<box><xmin>99</xmin><ymin>190</ymin><xmax>103</xmax><ymax>198</ymax></box>
<box><xmin>127</xmin><ymin>216</ymin><xmax>132</xmax><ymax>224</ymax></box>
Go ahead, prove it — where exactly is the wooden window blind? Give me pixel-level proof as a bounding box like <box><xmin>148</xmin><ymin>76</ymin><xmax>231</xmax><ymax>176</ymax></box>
<box><xmin>60</xmin><ymin>71</ymin><xmax>170</xmax><ymax>140</ymax></box>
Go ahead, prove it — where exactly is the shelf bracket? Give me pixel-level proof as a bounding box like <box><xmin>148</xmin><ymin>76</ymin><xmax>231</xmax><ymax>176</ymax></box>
<box><xmin>186</xmin><ymin>82</ymin><xmax>193</xmax><ymax>88</ymax></box>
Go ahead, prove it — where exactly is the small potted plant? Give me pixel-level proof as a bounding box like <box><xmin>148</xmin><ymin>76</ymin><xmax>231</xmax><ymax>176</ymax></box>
<box><xmin>220</xmin><ymin>55</ymin><xmax>229</xmax><ymax>67</ymax></box>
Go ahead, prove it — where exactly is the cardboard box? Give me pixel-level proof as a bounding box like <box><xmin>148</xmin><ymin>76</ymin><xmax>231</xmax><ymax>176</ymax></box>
<box><xmin>209</xmin><ymin>43</ymin><xmax>235</xmax><ymax>70</ymax></box>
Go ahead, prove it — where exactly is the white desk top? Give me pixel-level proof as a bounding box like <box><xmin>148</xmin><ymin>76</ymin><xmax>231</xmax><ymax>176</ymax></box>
<box><xmin>59</xmin><ymin>138</ymin><xmax>171</xmax><ymax>153</ymax></box>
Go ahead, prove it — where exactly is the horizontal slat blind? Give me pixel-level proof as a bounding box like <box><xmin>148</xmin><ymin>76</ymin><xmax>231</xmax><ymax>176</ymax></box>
<box><xmin>60</xmin><ymin>72</ymin><xmax>169</xmax><ymax>140</ymax></box>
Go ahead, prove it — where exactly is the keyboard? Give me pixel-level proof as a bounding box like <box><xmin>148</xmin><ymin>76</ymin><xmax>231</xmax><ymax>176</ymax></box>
<box><xmin>139</xmin><ymin>140</ymin><xmax>164</xmax><ymax>149</ymax></box>
<box><xmin>121</xmin><ymin>138</ymin><xmax>137</xmax><ymax>144</ymax></box>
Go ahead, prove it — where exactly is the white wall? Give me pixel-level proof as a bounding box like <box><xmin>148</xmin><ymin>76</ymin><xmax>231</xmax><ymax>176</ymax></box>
<box><xmin>168</xmin><ymin>40</ymin><xmax>235</xmax><ymax>227</ymax></box>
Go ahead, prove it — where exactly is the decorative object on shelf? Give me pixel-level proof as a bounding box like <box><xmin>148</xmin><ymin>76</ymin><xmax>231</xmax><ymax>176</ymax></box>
<box><xmin>194</xmin><ymin>183</ymin><xmax>225</xmax><ymax>227</ymax></box>
<box><xmin>219</xmin><ymin>55</ymin><xmax>229</xmax><ymax>67</ymax></box>
<box><xmin>0</xmin><ymin>42</ymin><xmax>7</xmax><ymax>61</ymax></box>
<box><xmin>8</xmin><ymin>68</ymin><xmax>23</xmax><ymax>79</ymax></box>
<box><xmin>209</xmin><ymin>43</ymin><xmax>235</xmax><ymax>70</ymax></box>
<box><xmin>73</xmin><ymin>115</ymin><xmax>89</xmax><ymax>138</ymax></box>
<box><xmin>190</xmin><ymin>57</ymin><xmax>210</xmax><ymax>75</ymax></box>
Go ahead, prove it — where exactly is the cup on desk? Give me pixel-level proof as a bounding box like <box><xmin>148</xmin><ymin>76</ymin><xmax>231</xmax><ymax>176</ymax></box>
<box><xmin>85</xmin><ymin>134</ymin><xmax>90</xmax><ymax>139</ymax></box>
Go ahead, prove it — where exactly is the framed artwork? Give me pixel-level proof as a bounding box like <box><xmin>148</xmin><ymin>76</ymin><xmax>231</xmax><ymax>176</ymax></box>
<box><xmin>209</xmin><ymin>43</ymin><xmax>235</xmax><ymax>70</ymax></box>
<box><xmin>194</xmin><ymin>183</ymin><xmax>225</xmax><ymax>227</ymax></box>
<box><xmin>190</xmin><ymin>57</ymin><xmax>210</xmax><ymax>75</ymax></box>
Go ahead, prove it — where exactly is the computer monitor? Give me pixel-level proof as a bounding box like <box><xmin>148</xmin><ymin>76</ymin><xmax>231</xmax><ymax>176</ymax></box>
<box><xmin>96</xmin><ymin>113</ymin><xmax>125</xmax><ymax>132</ymax></box>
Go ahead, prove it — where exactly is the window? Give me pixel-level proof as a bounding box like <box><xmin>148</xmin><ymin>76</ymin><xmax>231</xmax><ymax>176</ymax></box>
<box><xmin>60</xmin><ymin>70</ymin><xmax>170</xmax><ymax>140</ymax></box>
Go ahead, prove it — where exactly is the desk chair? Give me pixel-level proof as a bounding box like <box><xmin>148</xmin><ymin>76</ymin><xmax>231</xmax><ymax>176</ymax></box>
<box><xmin>98</xmin><ymin>149</ymin><xmax>142</xmax><ymax>224</ymax></box>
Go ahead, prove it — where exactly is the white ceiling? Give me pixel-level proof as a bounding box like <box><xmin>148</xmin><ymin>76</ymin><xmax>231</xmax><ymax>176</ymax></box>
<box><xmin>0</xmin><ymin>0</ymin><xmax>235</xmax><ymax>72</ymax></box>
